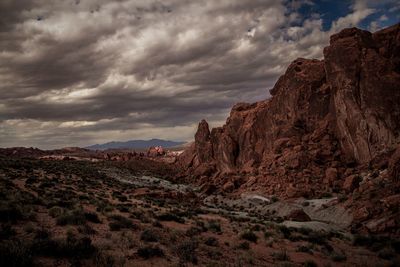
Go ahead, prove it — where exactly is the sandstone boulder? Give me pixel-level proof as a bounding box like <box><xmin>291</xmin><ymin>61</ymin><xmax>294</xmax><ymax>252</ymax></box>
<box><xmin>343</xmin><ymin>175</ymin><xmax>362</xmax><ymax>192</ymax></box>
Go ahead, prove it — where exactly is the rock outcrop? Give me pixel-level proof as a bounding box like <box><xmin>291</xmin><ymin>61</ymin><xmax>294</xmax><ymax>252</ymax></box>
<box><xmin>324</xmin><ymin>26</ymin><xmax>400</xmax><ymax>163</ymax></box>
<box><xmin>177</xmin><ymin>24</ymin><xmax>400</xmax><ymax>199</ymax></box>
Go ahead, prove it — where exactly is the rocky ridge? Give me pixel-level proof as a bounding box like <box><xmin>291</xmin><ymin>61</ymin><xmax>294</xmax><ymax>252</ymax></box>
<box><xmin>177</xmin><ymin>24</ymin><xmax>400</xmax><ymax>234</ymax></box>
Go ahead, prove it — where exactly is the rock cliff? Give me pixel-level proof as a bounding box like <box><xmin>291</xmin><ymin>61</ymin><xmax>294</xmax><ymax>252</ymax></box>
<box><xmin>177</xmin><ymin>24</ymin><xmax>400</xmax><ymax>198</ymax></box>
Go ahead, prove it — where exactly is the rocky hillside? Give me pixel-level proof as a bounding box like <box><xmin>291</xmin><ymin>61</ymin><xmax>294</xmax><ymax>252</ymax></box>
<box><xmin>177</xmin><ymin>24</ymin><xmax>400</xmax><ymax>200</ymax></box>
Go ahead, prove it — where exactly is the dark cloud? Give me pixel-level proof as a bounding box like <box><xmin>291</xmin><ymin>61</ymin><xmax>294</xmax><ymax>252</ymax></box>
<box><xmin>0</xmin><ymin>0</ymin><xmax>397</xmax><ymax>148</ymax></box>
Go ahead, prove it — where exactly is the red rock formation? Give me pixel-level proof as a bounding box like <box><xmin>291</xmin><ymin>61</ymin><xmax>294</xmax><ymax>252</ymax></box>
<box><xmin>324</xmin><ymin>26</ymin><xmax>400</xmax><ymax>163</ymax></box>
<box><xmin>177</xmin><ymin>24</ymin><xmax>400</xmax><ymax>198</ymax></box>
<box><xmin>147</xmin><ymin>146</ymin><xmax>166</xmax><ymax>157</ymax></box>
<box><xmin>388</xmin><ymin>145</ymin><xmax>400</xmax><ymax>181</ymax></box>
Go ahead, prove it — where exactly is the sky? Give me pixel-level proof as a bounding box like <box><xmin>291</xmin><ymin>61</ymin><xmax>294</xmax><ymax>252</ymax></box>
<box><xmin>0</xmin><ymin>0</ymin><xmax>399</xmax><ymax>149</ymax></box>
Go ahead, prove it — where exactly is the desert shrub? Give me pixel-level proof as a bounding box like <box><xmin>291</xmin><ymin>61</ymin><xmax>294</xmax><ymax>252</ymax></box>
<box><xmin>297</xmin><ymin>227</ymin><xmax>312</xmax><ymax>236</ymax></box>
<box><xmin>356</xmin><ymin>235</ymin><xmax>400</xmax><ymax>255</ymax></box>
<box><xmin>186</xmin><ymin>226</ymin><xmax>203</xmax><ymax>236</ymax></box>
<box><xmin>32</xmin><ymin>235</ymin><xmax>96</xmax><ymax>259</ymax></box>
<box><xmin>175</xmin><ymin>240</ymin><xmax>198</xmax><ymax>264</ymax></box>
<box><xmin>352</xmin><ymin>234</ymin><xmax>389</xmax><ymax>251</ymax></box>
<box><xmin>39</xmin><ymin>181</ymin><xmax>55</xmax><ymax>189</ymax></box>
<box><xmin>0</xmin><ymin>240</ymin><xmax>33</xmax><ymax>267</ymax></box>
<box><xmin>78</xmin><ymin>194</ymin><xmax>90</xmax><ymax>200</ymax></box>
<box><xmin>34</xmin><ymin>228</ymin><xmax>51</xmax><ymax>240</ymax></box>
<box><xmin>306</xmin><ymin>231</ymin><xmax>328</xmax><ymax>245</ymax></box>
<box><xmin>23</xmin><ymin>223</ymin><xmax>35</xmax><ymax>234</ymax></box>
<box><xmin>251</xmin><ymin>224</ymin><xmax>261</xmax><ymax>231</ymax></box>
<box><xmin>321</xmin><ymin>192</ymin><xmax>332</xmax><ymax>198</ymax></box>
<box><xmin>296</xmin><ymin>245</ymin><xmax>313</xmax><ymax>254</ymax></box>
<box><xmin>391</xmin><ymin>239</ymin><xmax>400</xmax><ymax>253</ymax></box>
<box><xmin>157</xmin><ymin>212</ymin><xmax>185</xmax><ymax>223</ymax></box>
<box><xmin>63</xmin><ymin>236</ymin><xmax>96</xmax><ymax>258</ymax></box>
<box><xmin>272</xmin><ymin>250</ymin><xmax>290</xmax><ymax>261</ymax></box>
<box><xmin>207</xmin><ymin>220</ymin><xmax>222</xmax><ymax>233</ymax></box>
<box><xmin>56</xmin><ymin>209</ymin><xmax>87</xmax><ymax>225</ymax></box>
<box><xmin>108</xmin><ymin>214</ymin><xmax>135</xmax><ymax>231</ymax></box>
<box><xmin>96</xmin><ymin>201</ymin><xmax>114</xmax><ymax>213</ymax></box>
<box><xmin>25</xmin><ymin>177</ymin><xmax>37</xmax><ymax>184</ymax></box>
<box><xmin>204</xmin><ymin>237</ymin><xmax>219</xmax><ymax>247</ymax></box>
<box><xmin>338</xmin><ymin>194</ymin><xmax>347</xmax><ymax>203</ymax></box>
<box><xmin>94</xmin><ymin>250</ymin><xmax>117</xmax><ymax>267</ymax></box>
<box><xmin>117</xmin><ymin>195</ymin><xmax>128</xmax><ymax>202</ymax></box>
<box><xmin>0</xmin><ymin>204</ymin><xmax>23</xmax><ymax>222</ymax></box>
<box><xmin>236</xmin><ymin>241</ymin><xmax>250</xmax><ymax>250</ymax></box>
<box><xmin>240</xmin><ymin>230</ymin><xmax>258</xmax><ymax>243</ymax></box>
<box><xmin>331</xmin><ymin>252</ymin><xmax>347</xmax><ymax>262</ymax></box>
<box><xmin>378</xmin><ymin>247</ymin><xmax>396</xmax><ymax>260</ymax></box>
<box><xmin>140</xmin><ymin>229</ymin><xmax>159</xmax><ymax>242</ymax></box>
<box><xmin>195</xmin><ymin>220</ymin><xmax>207</xmax><ymax>231</ymax></box>
<box><xmin>116</xmin><ymin>205</ymin><xmax>129</xmax><ymax>213</ymax></box>
<box><xmin>137</xmin><ymin>245</ymin><xmax>164</xmax><ymax>259</ymax></box>
<box><xmin>49</xmin><ymin>206</ymin><xmax>64</xmax><ymax>218</ymax></box>
<box><xmin>78</xmin><ymin>224</ymin><xmax>97</xmax><ymax>235</ymax></box>
<box><xmin>271</xmin><ymin>196</ymin><xmax>279</xmax><ymax>202</ymax></box>
<box><xmin>303</xmin><ymin>260</ymin><xmax>318</xmax><ymax>267</ymax></box>
<box><xmin>264</xmin><ymin>231</ymin><xmax>273</xmax><ymax>239</ymax></box>
<box><xmin>84</xmin><ymin>211</ymin><xmax>101</xmax><ymax>223</ymax></box>
<box><xmin>152</xmin><ymin>220</ymin><xmax>163</xmax><ymax>228</ymax></box>
<box><xmin>0</xmin><ymin>224</ymin><xmax>16</xmax><ymax>240</ymax></box>
<box><xmin>278</xmin><ymin>225</ymin><xmax>292</xmax><ymax>239</ymax></box>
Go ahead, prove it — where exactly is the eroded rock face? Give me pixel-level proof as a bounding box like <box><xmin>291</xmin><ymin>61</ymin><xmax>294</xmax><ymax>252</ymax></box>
<box><xmin>389</xmin><ymin>145</ymin><xmax>400</xmax><ymax>181</ymax></box>
<box><xmin>324</xmin><ymin>26</ymin><xmax>400</xmax><ymax>163</ymax></box>
<box><xmin>177</xmin><ymin>24</ymin><xmax>400</xmax><ymax>198</ymax></box>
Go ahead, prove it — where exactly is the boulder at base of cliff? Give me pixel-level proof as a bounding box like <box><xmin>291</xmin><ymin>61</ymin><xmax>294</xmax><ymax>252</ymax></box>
<box><xmin>343</xmin><ymin>175</ymin><xmax>362</xmax><ymax>192</ymax></box>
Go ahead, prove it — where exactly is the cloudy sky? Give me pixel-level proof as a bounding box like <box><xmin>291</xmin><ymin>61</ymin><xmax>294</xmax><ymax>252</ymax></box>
<box><xmin>0</xmin><ymin>0</ymin><xmax>399</xmax><ymax>149</ymax></box>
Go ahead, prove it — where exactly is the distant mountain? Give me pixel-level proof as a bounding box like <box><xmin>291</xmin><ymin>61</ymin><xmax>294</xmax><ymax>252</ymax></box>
<box><xmin>85</xmin><ymin>139</ymin><xmax>185</xmax><ymax>150</ymax></box>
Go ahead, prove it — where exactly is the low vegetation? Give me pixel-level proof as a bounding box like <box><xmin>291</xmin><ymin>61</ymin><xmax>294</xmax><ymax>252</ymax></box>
<box><xmin>0</xmin><ymin>156</ymin><xmax>398</xmax><ymax>266</ymax></box>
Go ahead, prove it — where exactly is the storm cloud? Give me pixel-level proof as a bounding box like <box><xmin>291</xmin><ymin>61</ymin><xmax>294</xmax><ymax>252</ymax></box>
<box><xmin>1</xmin><ymin>0</ymin><xmax>399</xmax><ymax>148</ymax></box>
